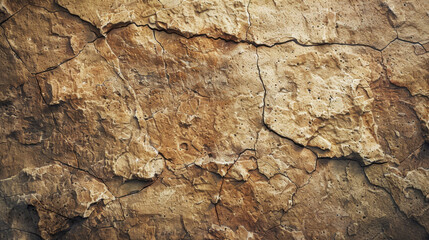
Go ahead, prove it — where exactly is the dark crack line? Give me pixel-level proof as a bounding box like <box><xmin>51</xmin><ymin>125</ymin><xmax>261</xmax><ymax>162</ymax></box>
<box><xmin>117</xmin><ymin>176</ymin><xmax>160</xmax><ymax>199</ymax></box>
<box><xmin>0</xmin><ymin>4</ymin><xmax>29</xmax><ymax>26</ymax></box>
<box><xmin>49</xmin><ymin>159</ymin><xmax>116</xmax><ymax>205</ymax></box>
<box><xmin>29</xmin><ymin>20</ymin><xmax>424</xmax><ymax>77</ymax></box>
<box><xmin>148</xmin><ymin>24</ymin><xmax>422</xmax><ymax>52</ymax></box>
<box><xmin>117</xmin><ymin>199</ymin><xmax>127</xmax><ymax>220</ymax></box>
<box><xmin>33</xmin><ymin>200</ymin><xmax>75</xmax><ymax>221</ymax></box>
<box><xmin>4</xmin><ymin>2</ymin><xmax>425</xmax><ymax>77</ymax></box>
<box><xmin>361</xmin><ymin>166</ymin><xmax>429</xmax><ymax>235</ymax></box>
<box><xmin>256</xmin><ymin>47</ymin><xmax>393</xmax><ymax>167</ymax></box>
<box><xmin>50</xmin><ymin>2</ymin><xmax>102</xmax><ymax>37</ymax></box>
<box><xmin>213</xmin><ymin>148</ymin><xmax>255</xmax><ymax>225</ymax></box>
<box><xmin>147</xmin><ymin>23</ymin><xmax>293</xmax><ymax>48</ymax></box>
<box><xmin>180</xmin><ymin>215</ymin><xmax>191</xmax><ymax>239</ymax></box>
<box><xmin>214</xmin><ymin>202</ymin><xmax>221</xmax><ymax>225</ymax></box>
<box><xmin>1</xmin><ymin>25</ymin><xmax>31</xmax><ymax>73</ymax></box>
<box><xmin>255</xmin><ymin>47</ymin><xmax>321</xmax><ymax>157</ymax></box>
<box><xmin>146</xmin><ymin>23</ymin><xmax>395</xmax><ymax>51</ymax></box>
<box><xmin>89</xmin><ymin>20</ymin><xmax>408</xmax><ymax>52</ymax></box>
<box><xmin>51</xmin><ymin>159</ymin><xmax>107</xmax><ymax>187</ymax></box>
<box><xmin>33</xmin><ymin>37</ymin><xmax>100</xmax><ymax>75</ymax></box>
<box><xmin>53</xmin><ymin>0</ymin><xmax>427</xmax><ymax>51</ymax></box>
<box><xmin>317</xmin><ymin>156</ymin><xmax>387</xmax><ymax>168</ymax></box>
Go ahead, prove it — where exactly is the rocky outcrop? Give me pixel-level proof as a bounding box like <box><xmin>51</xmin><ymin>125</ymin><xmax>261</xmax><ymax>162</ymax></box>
<box><xmin>0</xmin><ymin>0</ymin><xmax>428</xmax><ymax>239</ymax></box>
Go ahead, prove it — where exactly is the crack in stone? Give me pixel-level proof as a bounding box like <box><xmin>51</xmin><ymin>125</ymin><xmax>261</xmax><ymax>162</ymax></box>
<box><xmin>51</xmin><ymin>2</ymin><xmax>102</xmax><ymax>37</ymax></box>
<box><xmin>33</xmin><ymin>38</ymin><xmax>100</xmax><ymax>75</ymax></box>
<box><xmin>51</xmin><ymin>159</ymin><xmax>110</xmax><ymax>192</ymax></box>
<box><xmin>361</xmin><ymin>165</ymin><xmax>429</xmax><ymax>235</ymax></box>
<box><xmin>0</xmin><ymin>4</ymin><xmax>29</xmax><ymax>26</ymax></box>
<box><xmin>116</xmin><ymin>177</ymin><xmax>160</xmax><ymax>199</ymax></box>
<box><xmin>213</xmin><ymin>148</ymin><xmax>257</xmax><ymax>223</ymax></box>
<box><xmin>0</xmin><ymin>25</ymin><xmax>31</xmax><ymax>73</ymax></box>
<box><xmin>2</xmin><ymin>3</ymin><xmax>428</xmax><ymax>237</ymax></box>
<box><xmin>255</xmin><ymin>47</ymin><xmax>325</xmax><ymax>160</ymax></box>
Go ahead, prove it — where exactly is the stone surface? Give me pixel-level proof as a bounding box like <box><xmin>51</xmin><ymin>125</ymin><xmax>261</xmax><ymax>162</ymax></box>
<box><xmin>282</xmin><ymin>160</ymin><xmax>428</xmax><ymax>240</ymax></box>
<box><xmin>383</xmin><ymin>40</ymin><xmax>429</xmax><ymax>97</ymax></box>
<box><xmin>248</xmin><ymin>0</ymin><xmax>397</xmax><ymax>48</ymax></box>
<box><xmin>2</xmin><ymin>5</ymin><xmax>97</xmax><ymax>73</ymax></box>
<box><xmin>258</xmin><ymin>44</ymin><xmax>385</xmax><ymax>163</ymax></box>
<box><xmin>0</xmin><ymin>164</ymin><xmax>114</xmax><ymax>239</ymax></box>
<box><xmin>0</xmin><ymin>0</ymin><xmax>428</xmax><ymax>239</ymax></box>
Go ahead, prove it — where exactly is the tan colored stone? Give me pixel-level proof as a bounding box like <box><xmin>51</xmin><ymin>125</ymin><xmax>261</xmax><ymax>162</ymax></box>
<box><xmin>56</xmin><ymin>0</ymin><xmax>162</xmax><ymax>32</ymax></box>
<box><xmin>225</xmin><ymin>150</ymin><xmax>258</xmax><ymax>181</ymax></box>
<box><xmin>382</xmin><ymin>0</ymin><xmax>429</xmax><ymax>43</ymax></box>
<box><xmin>0</xmin><ymin>0</ymin><xmax>60</xmax><ymax>23</ymax></box>
<box><xmin>0</xmin><ymin>164</ymin><xmax>114</xmax><ymax>239</ymax></box>
<box><xmin>258</xmin><ymin>43</ymin><xmax>385</xmax><ymax>163</ymax></box>
<box><xmin>365</xmin><ymin>163</ymin><xmax>429</xmax><ymax>232</ymax></box>
<box><xmin>217</xmin><ymin>171</ymin><xmax>296</xmax><ymax>234</ymax></box>
<box><xmin>153</xmin><ymin>0</ymin><xmax>250</xmax><ymax>40</ymax></box>
<box><xmin>0</xmin><ymin>0</ymin><xmax>26</xmax><ymax>23</ymax></box>
<box><xmin>0</xmin><ymin>26</ymin><xmax>55</xmax><ymax>179</ymax></box>
<box><xmin>248</xmin><ymin>0</ymin><xmax>396</xmax><ymax>49</ymax></box>
<box><xmin>208</xmin><ymin>225</ymin><xmax>257</xmax><ymax>240</ymax></box>
<box><xmin>57</xmin><ymin>0</ymin><xmax>251</xmax><ymax>39</ymax></box>
<box><xmin>116</xmin><ymin>166</ymin><xmax>220</xmax><ymax>239</ymax></box>
<box><xmin>37</xmin><ymin>41</ymin><xmax>164</xmax><ymax>183</ymax></box>
<box><xmin>370</xmin><ymin>70</ymin><xmax>426</xmax><ymax>162</ymax></box>
<box><xmin>103</xmin><ymin>24</ymin><xmax>263</xmax><ymax>169</ymax></box>
<box><xmin>413</xmin><ymin>96</ymin><xmax>429</xmax><ymax>140</ymax></box>
<box><xmin>283</xmin><ymin>160</ymin><xmax>428</xmax><ymax>239</ymax></box>
<box><xmin>382</xmin><ymin>40</ymin><xmax>429</xmax><ymax>141</ymax></box>
<box><xmin>256</xmin><ymin>128</ymin><xmax>316</xmax><ymax>186</ymax></box>
<box><xmin>56</xmin><ymin>0</ymin><xmax>426</xmax><ymax>50</ymax></box>
<box><xmin>2</xmin><ymin>5</ymin><xmax>97</xmax><ymax>73</ymax></box>
<box><xmin>383</xmin><ymin>40</ymin><xmax>429</xmax><ymax>97</ymax></box>
<box><xmin>1</xmin><ymin>1</ymin><xmax>429</xmax><ymax>239</ymax></box>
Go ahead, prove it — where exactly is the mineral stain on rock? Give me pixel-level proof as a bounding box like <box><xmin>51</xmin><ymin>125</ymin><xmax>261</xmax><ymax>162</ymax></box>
<box><xmin>0</xmin><ymin>0</ymin><xmax>428</xmax><ymax>239</ymax></box>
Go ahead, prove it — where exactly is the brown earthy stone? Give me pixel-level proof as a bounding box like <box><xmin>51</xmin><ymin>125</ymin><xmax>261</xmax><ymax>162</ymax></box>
<box><xmin>258</xmin><ymin>43</ymin><xmax>385</xmax><ymax>163</ymax></box>
<box><xmin>2</xmin><ymin>4</ymin><xmax>97</xmax><ymax>73</ymax></box>
<box><xmin>248</xmin><ymin>0</ymin><xmax>397</xmax><ymax>48</ymax></box>
<box><xmin>1</xmin><ymin>0</ymin><xmax>428</xmax><ymax>239</ymax></box>
<box><xmin>282</xmin><ymin>160</ymin><xmax>428</xmax><ymax>239</ymax></box>
<box><xmin>383</xmin><ymin>40</ymin><xmax>429</xmax><ymax>97</ymax></box>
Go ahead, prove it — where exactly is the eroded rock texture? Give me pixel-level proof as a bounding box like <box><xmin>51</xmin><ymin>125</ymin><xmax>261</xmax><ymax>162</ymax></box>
<box><xmin>0</xmin><ymin>0</ymin><xmax>428</xmax><ymax>239</ymax></box>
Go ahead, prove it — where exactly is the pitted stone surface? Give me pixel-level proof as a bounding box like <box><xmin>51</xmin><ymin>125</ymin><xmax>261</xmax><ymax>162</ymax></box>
<box><xmin>1</xmin><ymin>0</ymin><xmax>428</xmax><ymax>239</ymax></box>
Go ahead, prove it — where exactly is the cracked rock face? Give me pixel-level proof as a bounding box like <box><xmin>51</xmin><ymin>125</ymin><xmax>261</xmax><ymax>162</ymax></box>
<box><xmin>0</xmin><ymin>0</ymin><xmax>428</xmax><ymax>239</ymax></box>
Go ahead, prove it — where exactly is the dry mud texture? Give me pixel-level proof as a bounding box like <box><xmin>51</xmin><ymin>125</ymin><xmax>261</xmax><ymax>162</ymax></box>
<box><xmin>0</xmin><ymin>0</ymin><xmax>428</xmax><ymax>239</ymax></box>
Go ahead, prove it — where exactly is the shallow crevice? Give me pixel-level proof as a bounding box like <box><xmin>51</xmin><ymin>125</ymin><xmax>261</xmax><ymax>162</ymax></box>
<box><xmin>116</xmin><ymin>176</ymin><xmax>160</xmax><ymax>199</ymax></box>
<box><xmin>361</xmin><ymin>166</ymin><xmax>429</xmax><ymax>235</ymax></box>
<box><xmin>51</xmin><ymin>2</ymin><xmax>102</xmax><ymax>37</ymax></box>
<box><xmin>212</xmin><ymin>148</ymin><xmax>256</xmax><ymax>225</ymax></box>
<box><xmin>0</xmin><ymin>4</ymin><xmax>29</xmax><ymax>26</ymax></box>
